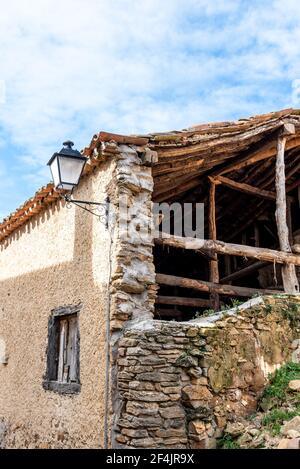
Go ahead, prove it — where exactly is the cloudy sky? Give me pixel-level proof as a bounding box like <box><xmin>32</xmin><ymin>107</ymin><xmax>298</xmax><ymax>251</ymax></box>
<box><xmin>1</xmin><ymin>0</ymin><xmax>300</xmax><ymax>219</ymax></box>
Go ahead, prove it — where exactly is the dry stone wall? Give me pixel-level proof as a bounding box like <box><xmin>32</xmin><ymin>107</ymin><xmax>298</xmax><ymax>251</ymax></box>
<box><xmin>114</xmin><ymin>295</ymin><xmax>300</xmax><ymax>449</ymax></box>
<box><xmin>105</xmin><ymin>144</ymin><xmax>158</xmax><ymax>447</ymax></box>
<box><xmin>108</xmin><ymin>143</ymin><xmax>157</xmax><ymax>332</ymax></box>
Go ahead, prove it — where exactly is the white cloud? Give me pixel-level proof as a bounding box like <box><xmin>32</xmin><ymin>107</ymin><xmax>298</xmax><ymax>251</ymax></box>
<box><xmin>0</xmin><ymin>0</ymin><xmax>300</xmax><ymax>216</ymax></box>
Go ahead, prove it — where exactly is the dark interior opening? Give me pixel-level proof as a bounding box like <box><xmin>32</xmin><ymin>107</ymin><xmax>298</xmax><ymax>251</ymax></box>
<box><xmin>153</xmin><ymin>150</ymin><xmax>300</xmax><ymax>321</ymax></box>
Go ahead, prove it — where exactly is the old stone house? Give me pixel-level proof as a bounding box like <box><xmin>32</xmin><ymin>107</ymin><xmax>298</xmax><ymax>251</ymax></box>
<box><xmin>0</xmin><ymin>108</ymin><xmax>300</xmax><ymax>449</ymax></box>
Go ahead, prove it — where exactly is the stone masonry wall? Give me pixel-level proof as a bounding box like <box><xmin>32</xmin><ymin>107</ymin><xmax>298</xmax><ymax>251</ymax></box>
<box><xmin>105</xmin><ymin>144</ymin><xmax>158</xmax><ymax>447</ymax></box>
<box><xmin>109</xmin><ymin>144</ymin><xmax>157</xmax><ymax>332</ymax></box>
<box><xmin>114</xmin><ymin>295</ymin><xmax>300</xmax><ymax>449</ymax></box>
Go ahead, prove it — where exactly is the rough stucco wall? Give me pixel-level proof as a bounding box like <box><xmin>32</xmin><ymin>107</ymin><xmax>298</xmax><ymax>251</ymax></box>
<box><xmin>0</xmin><ymin>160</ymin><xmax>114</xmax><ymax>448</ymax></box>
<box><xmin>115</xmin><ymin>295</ymin><xmax>300</xmax><ymax>449</ymax></box>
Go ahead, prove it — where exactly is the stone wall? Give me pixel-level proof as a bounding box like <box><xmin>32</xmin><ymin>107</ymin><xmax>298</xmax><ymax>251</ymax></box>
<box><xmin>105</xmin><ymin>144</ymin><xmax>157</xmax><ymax>447</ymax></box>
<box><xmin>114</xmin><ymin>295</ymin><xmax>300</xmax><ymax>449</ymax></box>
<box><xmin>108</xmin><ymin>144</ymin><xmax>157</xmax><ymax>332</ymax></box>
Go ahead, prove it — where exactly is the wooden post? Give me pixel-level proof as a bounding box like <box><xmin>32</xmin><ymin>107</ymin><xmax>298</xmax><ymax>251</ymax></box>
<box><xmin>275</xmin><ymin>136</ymin><xmax>299</xmax><ymax>293</ymax></box>
<box><xmin>287</xmin><ymin>198</ymin><xmax>293</xmax><ymax>246</ymax></box>
<box><xmin>224</xmin><ymin>255</ymin><xmax>231</xmax><ymax>277</ymax></box>
<box><xmin>208</xmin><ymin>178</ymin><xmax>220</xmax><ymax>310</ymax></box>
<box><xmin>254</xmin><ymin>223</ymin><xmax>260</xmax><ymax>247</ymax></box>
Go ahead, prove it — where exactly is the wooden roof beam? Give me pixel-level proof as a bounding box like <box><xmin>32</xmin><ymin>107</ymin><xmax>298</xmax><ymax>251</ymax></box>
<box><xmin>156</xmin><ymin>273</ymin><xmax>282</xmax><ymax>298</ymax></box>
<box><xmin>212</xmin><ymin>175</ymin><xmax>277</xmax><ymax>201</ymax></box>
<box><xmin>213</xmin><ymin>126</ymin><xmax>300</xmax><ymax>178</ymax></box>
<box><xmin>155</xmin><ymin>235</ymin><xmax>300</xmax><ymax>265</ymax></box>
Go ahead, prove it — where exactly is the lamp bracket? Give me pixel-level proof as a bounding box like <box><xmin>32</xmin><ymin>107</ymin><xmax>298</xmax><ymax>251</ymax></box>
<box><xmin>63</xmin><ymin>194</ymin><xmax>109</xmax><ymax>228</ymax></box>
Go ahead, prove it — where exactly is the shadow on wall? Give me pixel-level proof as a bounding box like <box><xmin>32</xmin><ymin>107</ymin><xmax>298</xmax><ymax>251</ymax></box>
<box><xmin>0</xmin><ymin>176</ymin><xmax>110</xmax><ymax>449</ymax></box>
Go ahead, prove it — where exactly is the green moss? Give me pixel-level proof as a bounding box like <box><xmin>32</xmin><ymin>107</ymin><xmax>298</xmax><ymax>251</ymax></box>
<box><xmin>256</xmin><ymin>362</ymin><xmax>300</xmax><ymax>435</ymax></box>
<box><xmin>263</xmin><ymin>362</ymin><xmax>300</xmax><ymax>401</ymax></box>
<box><xmin>194</xmin><ymin>309</ymin><xmax>215</xmax><ymax>319</ymax></box>
<box><xmin>281</xmin><ymin>302</ymin><xmax>299</xmax><ymax>329</ymax></box>
<box><xmin>263</xmin><ymin>303</ymin><xmax>272</xmax><ymax>315</ymax></box>
<box><xmin>262</xmin><ymin>408</ymin><xmax>300</xmax><ymax>436</ymax></box>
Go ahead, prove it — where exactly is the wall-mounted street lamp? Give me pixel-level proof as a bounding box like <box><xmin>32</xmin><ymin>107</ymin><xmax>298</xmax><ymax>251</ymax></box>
<box><xmin>47</xmin><ymin>140</ymin><xmax>87</xmax><ymax>191</ymax></box>
<box><xmin>47</xmin><ymin>141</ymin><xmax>109</xmax><ymax>226</ymax></box>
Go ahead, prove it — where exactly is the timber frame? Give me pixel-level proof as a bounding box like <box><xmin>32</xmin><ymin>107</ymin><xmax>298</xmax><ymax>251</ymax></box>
<box><xmin>149</xmin><ymin>110</ymin><xmax>300</xmax><ymax>319</ymax></box>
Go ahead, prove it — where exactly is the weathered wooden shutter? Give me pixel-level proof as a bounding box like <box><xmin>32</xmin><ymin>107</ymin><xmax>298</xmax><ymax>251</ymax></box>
<box><xmin>68</xmin><ymin>316</ymin><xmax>78</xmax><ymax>383</ymax></box>
<box><xmin>46</xmin><ymin>316</ymin><xmax>59</xmax><ymax>381</ymax></box>
<box><xmin>57</xmin><ymin>319</ymin><xmax>68</xmax><ymax>383</ymax></box>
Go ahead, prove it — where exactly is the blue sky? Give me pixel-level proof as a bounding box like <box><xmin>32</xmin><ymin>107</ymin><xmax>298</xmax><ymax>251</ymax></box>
<box><xmin>1</xmin><ymin>0</ymin><xmax>300</xmax><ymax>219</ymax></box>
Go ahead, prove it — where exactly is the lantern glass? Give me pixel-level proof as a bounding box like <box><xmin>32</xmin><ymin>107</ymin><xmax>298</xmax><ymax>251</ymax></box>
<box><xmin>58</xmin><ymin>155</ymin><xmax>86</xmax><ymax>190</ymax></box>
<box><xmin>49</xmin><ymin>154</ymin><xmax>87</xmax><ymax>191</ymax></box>
<box><xmin>49</xmin><ymin>156</ymin><xmax>61</xmax><ymax>188</ymax></box>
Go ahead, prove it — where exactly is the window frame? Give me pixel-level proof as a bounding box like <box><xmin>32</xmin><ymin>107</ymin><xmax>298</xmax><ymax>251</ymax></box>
<box><xmin>43</xmin><ymin>304</ymin><xmax>81</xmax><ymax>395</ymax></box>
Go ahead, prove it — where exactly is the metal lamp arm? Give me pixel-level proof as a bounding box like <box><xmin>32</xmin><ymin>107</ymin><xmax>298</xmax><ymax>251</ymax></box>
<box><xmin>63</xmin><ymin>194</ymin><xmax>109</xmax><ymax>228</ymax></box>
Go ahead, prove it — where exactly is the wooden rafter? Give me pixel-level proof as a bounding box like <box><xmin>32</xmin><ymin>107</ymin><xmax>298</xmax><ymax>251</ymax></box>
<box><xmin>213</xmin><ymin>134</ymin><xmax>300</xmax><ymax>178</ymax></box>
<box><xmin>213</xmin><ymin>175</ymin><xmax>277</xmax><ymax>201</ymax></box>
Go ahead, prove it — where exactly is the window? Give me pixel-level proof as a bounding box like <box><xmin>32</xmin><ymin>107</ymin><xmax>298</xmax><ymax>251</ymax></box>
<box><xmin>43</xmin><ymin>305</ymin><xmax>81</xmax><ymax>394</ymax></box>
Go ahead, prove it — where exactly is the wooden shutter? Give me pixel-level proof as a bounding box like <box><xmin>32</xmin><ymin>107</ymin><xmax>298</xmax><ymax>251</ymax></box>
<box><xmin>68</xmin><ymin>316</ymin><xmax>78</xmax><ymax>383</ymax></box>
<box><xmin>55</xmin><ymin>314</ymin><xmax>79</xmax><ymax>384</ymax></box>
<box><xmin>46</xmin><ymin>316</ymin><xmax>59</xmax><ymax>381</ymax></box>
<box><xmin>57</xmin><ymin>319</ymin><xmax>68</xmax><ymax>383</ymax></box>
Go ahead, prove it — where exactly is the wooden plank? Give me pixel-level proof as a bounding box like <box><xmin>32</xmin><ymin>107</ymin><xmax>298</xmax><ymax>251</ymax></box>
<box><xmin>156</xmin><ymin>273</ymin><xmax>282</xmax><ymax>297</ymax></box>
<box><xmin>155</xmin><ymin>295</ymin><xmax>211</xmax><ymax>308</ymax></box>
<box><xmin>62</xmin><ymin>320</ymin><xmax>69</xmax><ymax>383</ymax></box>
<box><xmin>99</xmin><ymin>131</ymin><xmax>149</xmax><ymax>146</ymax></box>
<box><xmin>214</xmin><ymin>175</ymin><xmax>277</xmax><ymax>201</ymax></box>
<box><xmin>57</xmin><ymin>319</ymin><xmax>67</xmax><ymax>383</ymax></box>
<box><xmin>154</xmin><ymin>235</ymin><xmax>300</xmax><ymax>265</ymax></box>
<box><xmin>68</xmin><ymin>317</ymin><xmax>78</xmax><ymax>383</ymax></box>
<box><xmin>275</xmin><ymin>136</ymin><xmax>299</xmax><ymax>293</ymax></box>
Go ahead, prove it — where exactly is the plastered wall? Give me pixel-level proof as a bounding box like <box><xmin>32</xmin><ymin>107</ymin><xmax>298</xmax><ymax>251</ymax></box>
<box><xmin>0</xmin><ymin>161</ymin><xmax>114</xmax><ymax>448</ymax></box>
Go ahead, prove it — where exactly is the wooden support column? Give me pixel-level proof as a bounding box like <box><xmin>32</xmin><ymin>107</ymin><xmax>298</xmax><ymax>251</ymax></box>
<box><xmin>275</xmin><ymin>135</ymin><xmax>299</xmax><ymax>293</ymax></box>
<box><xmin>287</xmin><ymin>198</ymin><xmax>293</xmax><ymax>246</ymax></box>
<box><xmin>208</xmin><ymin>178</ymin><xmax>220</xmax><ymax>310</ymax></box>
<box><xmin>254</xmin><ymin>223</ymin><xmax>260</xmax><ymax>247</ymax></box>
